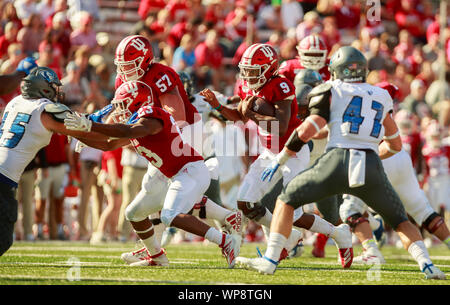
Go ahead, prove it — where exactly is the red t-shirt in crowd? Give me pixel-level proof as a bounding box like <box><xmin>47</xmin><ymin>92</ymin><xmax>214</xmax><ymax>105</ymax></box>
<box><xmin>45</xmin><ymin>133</ymin><xmax>68</xmax><ymax>165</ymax></box>
<box><xmin>102</xmin><ymin>148</ymin><xmax>123</xmax><ymax>179</ymax></box>
<box><xmin>194</xmin><ymin>42</ymin><xmax>223</xmax><ymax>69</ymax></box>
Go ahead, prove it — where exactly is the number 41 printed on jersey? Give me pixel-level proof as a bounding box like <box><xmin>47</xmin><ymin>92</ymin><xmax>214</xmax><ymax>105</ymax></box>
<box><xmin>342</xmin><ymin>96</ymin><xmax>384</xmax><ymax>138</ymax></box>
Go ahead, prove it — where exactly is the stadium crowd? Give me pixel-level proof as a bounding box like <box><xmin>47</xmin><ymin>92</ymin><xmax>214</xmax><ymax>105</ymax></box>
<box><xmin>0</xmin><ymin>0</ymin><xmax>448</xmax><ymax>247</ymax></box>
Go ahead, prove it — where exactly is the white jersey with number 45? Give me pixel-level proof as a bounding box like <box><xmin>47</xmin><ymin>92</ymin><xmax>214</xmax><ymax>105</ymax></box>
<box><xmin>0</xmin><ymin>95</ymin><xmax>53</xmax><ymax>183</ymax></box>
<box><xmin>326</xmin><ymin>79</ymin><xmax>393</xmax><ymax>152</ymax></box>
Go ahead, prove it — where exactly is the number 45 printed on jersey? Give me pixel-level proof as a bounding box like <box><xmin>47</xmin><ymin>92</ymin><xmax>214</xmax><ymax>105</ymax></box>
<box><xmin>0</xmin><ymin>112</ymin><xmax>31</xmax><ymax>148</ymax></box>
<box><xmin>342</xmin><ymin>96</ymin><xmax>384</xmax><ymax>138</ymax></box>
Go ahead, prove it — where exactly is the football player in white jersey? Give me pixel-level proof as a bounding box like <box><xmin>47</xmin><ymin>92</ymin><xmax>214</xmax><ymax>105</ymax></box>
<box><xmin>0</xmin><ymin>67</ymin><xmax>104</xmax><ymax>256</ymax></box>
<box><xmin>339</xmin><ymin>85</ymin><xmax>450</xmax><ymax>264</ymax></box>
<box><xmin>236</xmin><ymin>46</ymin><xmax>446</xmax><ymax>280</ymax></box>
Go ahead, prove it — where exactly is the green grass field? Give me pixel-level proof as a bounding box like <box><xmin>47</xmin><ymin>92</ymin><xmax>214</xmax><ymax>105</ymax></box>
<box><xmin>0</xmin><ymin>241</ymin><xmax>449</xmax><ymax>285</ymax></box>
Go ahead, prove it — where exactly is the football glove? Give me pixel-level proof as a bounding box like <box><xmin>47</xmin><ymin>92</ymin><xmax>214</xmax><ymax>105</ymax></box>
<box><xmin>88</xmin><ymin>104</ymin><xmax>113</xmax><ymax>123</ymax></box>
<box><xmin>64</xmin><ymin>112</ymin><xmax>92</xmax><ymax>132</ymax></box>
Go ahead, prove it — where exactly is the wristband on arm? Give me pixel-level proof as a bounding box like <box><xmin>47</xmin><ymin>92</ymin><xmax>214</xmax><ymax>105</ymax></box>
<box><xmin>285</xmin><ymin>129</ymin><xmax>306</xmax><ymax>153</ymax></box>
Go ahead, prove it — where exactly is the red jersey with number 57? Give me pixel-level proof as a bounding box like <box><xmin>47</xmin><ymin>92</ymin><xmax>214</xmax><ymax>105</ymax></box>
<box><xmin>115</xmin><ymin>63</ymin><xmax>198</xmax><ymax>125</ymax></box>
<box><xmin>236</xmin><ymin>75</ymin><xmax>301</xmax><ymax>153</ymax></box>
<box><xmin>130</xmin><ymin>106</ymin><xmax>203</xmax><ymax>178</ymax></box>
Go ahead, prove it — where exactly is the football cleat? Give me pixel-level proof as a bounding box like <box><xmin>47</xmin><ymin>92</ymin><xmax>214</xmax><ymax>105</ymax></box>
<box><xmin>422</xmin><ymin>263</ymin><xmax>446</xmax><ymax>280</ymax></box>
<box><xmin>220</xmin><ymin>233</ymin><xmax>242</xmax><ymax>268</ymax></box>
<box><xmin>353</xmin><ymin>247</ymin><xmax>385</xmax><ymax>265</ymax></box>
<box><xmin>161</xmin><ymin>227</ymin><xmax>177</xmax><ymax>247</ymax></box>
<box><xmin>223</xmin><ymin>211</ymin><xmax>243</xmax><ymax>236</ymax></box>
<box><xmin>372</xmin><ymin>215</ymin><xmax>386</xmax><ymax>248</ymax></box>
<box><xmin>332</xmin><ymin>224</ymin><xmax>353</xmax><ymax>268</ymax></box>
<box><xmin>121</xmin><ymin>247</ymin><xmax>150</xmax><ymax>265</ymax></box>
<box><xmin>288</xmin><ymin>240</ymin><xmax>304</xmax><ymax>259</ymax></box>
<box><xmin>312</xmin><ymin>233</ymin><xmax>328</xmax><ymax>258</ymax></box>
<box><xmin>236</xmin><ymin>256</ymin><xmax>277</xmax><ymax>275</ymax></box>
<box><xmin>129</xmin><ymin>249</ymin><xmax>169</xmax><ymax>267</ymax></box>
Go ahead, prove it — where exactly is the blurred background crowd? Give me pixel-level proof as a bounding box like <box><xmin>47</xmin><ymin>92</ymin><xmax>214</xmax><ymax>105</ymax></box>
<box><xmin>0</xmin><ymin>0</ymin><xmax>448</xmax><ymax>247</ymax></box>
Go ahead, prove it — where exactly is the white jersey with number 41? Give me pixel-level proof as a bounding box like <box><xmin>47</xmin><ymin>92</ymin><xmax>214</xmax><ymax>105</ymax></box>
<box><xmin>325</xmin><ymin>79</ymin><xmax>393</xmax><ymax>153</ymax></box>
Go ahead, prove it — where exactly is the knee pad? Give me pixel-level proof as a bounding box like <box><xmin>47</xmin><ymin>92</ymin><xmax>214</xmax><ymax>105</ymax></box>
<box><xmin>244</xmin><ymin>202</ymin><xmax>267</xmax><ymax>221</ymax></box>
<box><xmin>422</xmin><ymin>212</ymin><xmax>445</xmax><ymax>234</ymax></box>
<box><xmin>345</xmin><ymin>213</ymin><xmax>369</xmax><ymax>230</ymax></box>
<box><xmin>160</xmin><ymin>209</ymin><xmax>177</xmax><ymax>227</ymax></box>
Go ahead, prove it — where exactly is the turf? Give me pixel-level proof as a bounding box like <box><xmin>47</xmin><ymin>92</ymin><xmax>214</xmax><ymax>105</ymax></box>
<box><xmin>0</xmin><ymin>241</ymin><xmax>449</xmax><ymax>285</ymax></box>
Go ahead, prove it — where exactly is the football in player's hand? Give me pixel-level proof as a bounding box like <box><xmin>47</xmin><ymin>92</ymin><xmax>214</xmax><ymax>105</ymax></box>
<box><xmin>252</xmin><ymin>97</ymin><xmax>275</xmax><ymax>117</ymax></box>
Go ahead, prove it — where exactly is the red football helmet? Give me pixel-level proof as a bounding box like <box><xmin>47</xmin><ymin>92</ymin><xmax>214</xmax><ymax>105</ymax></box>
<box><xmin>297</xmin><ymin>35</ymin><xmax>328</xmax><ymax>70</ymax></box>
<box><xmin>238</xmin><ymin>43</ymin><xmax>279</xmax><ymax>90</ymax></box>
<box><xmin>114</xmin><ymin>35</ymin><xmax>154</xmax><ymax>82</ymax></box>
<box><xmin>111</xmin><ymin>80</ymin><xmax>154</xmax><ymax>123</ymax></box>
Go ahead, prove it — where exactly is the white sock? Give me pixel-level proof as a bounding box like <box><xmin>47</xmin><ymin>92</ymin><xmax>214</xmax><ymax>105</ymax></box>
<box><xmin>265</xmin><ymin>232</ymin><xmax>287</xmax><ymax>262</ymax></box>
<box><xmin>285</xmin><ymin>228</ymin><xmax>303</xmax><ymax>251</ymax></box>
<box><xmin>257</xmin><ymin>209</ymin><xmax>273</xmax><ymax>228</ymax></box>
<box><xmin>407</xmin><ymin>241</ymin><xmax>433</xmax><ymax>271</ymax></box>
<box><xmin>362</xmin><ymin>238</ymin><xmax>378</xmax><ymax>251</ymax></box>
<box><xmin>368</xmin><ymin>214</ymin><xmax>380</xmax><ymax>231</ymax></box>
<box><xmin>309</xmin><ymin>214</ymin><xmax>335</xmax><ymax>237</ymax></box>
<box><xmin>141</xmin><ymin>233</ymin><xmax>162</xmax><ymax>256</ymax></box>
<box><xmin>205</xmin><ymin>227</ymin><xmax>224</xmax><ymax>246</ymax></box>
<box><xmin>205</xmin><ymin>198</ymin><xmax>232</xmax><ymax>224</ymax></box>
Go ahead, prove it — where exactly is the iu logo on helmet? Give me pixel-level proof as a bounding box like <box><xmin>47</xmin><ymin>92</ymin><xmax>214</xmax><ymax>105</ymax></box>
<box><xmin>130</xmin><ymin>38</ymin><xmax>148</xmax><ymax>55</ymax></box>
<box><xmin>126</xmin><ymin>82</ymin><xmax>139</xmax><ymax>98</ymax></box>
<box><xmin>260</xmin><ymin>45</ymin><xmax>274</xmax><ymax>61</ymax></box>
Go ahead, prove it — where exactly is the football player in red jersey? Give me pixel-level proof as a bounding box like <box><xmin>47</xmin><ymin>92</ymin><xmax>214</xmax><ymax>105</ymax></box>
<box><xmin>200</xmin><ymin>43</ymin><xmax>352</xmax><ymax>267</ymax></box>
<box><xmin>64</xmin><ymin>81</ymin><xmax>242</xmax><ymax>268</ymax></box>
<box><xmin>278</xmin><ymin>34</ymin><xmax>330</xmax><ymax>82</ymax></box>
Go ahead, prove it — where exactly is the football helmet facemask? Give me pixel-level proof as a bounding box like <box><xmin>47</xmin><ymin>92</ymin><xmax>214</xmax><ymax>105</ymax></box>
<box><xmin>111</xmin><ymin>80</ymin><xmax>154</xmax><ymax>123</ymax></box>
<box><xmin>114</xmin><ymin>35</ymin><xmax>154</xmax><ymax>82</ymax></box>
<box><xmin>297</xmin><ymin>35</ymin><xmax>328</xmax><ymax>70</ymax></box>
<box><xmin>238</xmin><ymin>43</ymin><xmax>279</xmax><ymax>91</ymax></box>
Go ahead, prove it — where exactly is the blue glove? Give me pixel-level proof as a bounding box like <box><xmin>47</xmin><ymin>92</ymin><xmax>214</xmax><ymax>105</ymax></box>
<box><xmin>127</xmin><ymin>112</ymin><xmax>139</xmax><ymax>124</ymax></box>
<box><xmin>261</xmin><ymin>162</ymin><xmax>280</xmax><ymax>182</ymax></box>
<box><xmin>16</xmin><ymin>57</ymin><xmax>38</xmax><ymax>75</ymax></box>
<box><xmin>88</xmin><ymin>104</ymin><xmax>113</xmax><ymax>123</ymax></box>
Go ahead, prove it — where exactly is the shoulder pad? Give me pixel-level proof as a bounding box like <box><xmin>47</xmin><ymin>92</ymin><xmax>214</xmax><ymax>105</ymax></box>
<box><xmin>44</xmin><ymin>103</ymin><xmax>72</xmax><ymax>122</ymax></box>
<box><xmin>307</xmin><ymin>82</ymin><xmax>332</xmax><ymax>98</ymax></box>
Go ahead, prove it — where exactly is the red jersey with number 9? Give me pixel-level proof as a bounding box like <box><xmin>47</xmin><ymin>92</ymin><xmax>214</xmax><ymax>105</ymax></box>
<box><xmin>115</xmin><ymin>63</ymin><xmax>198</xmax><ymax>125</ymax></box>
<box><xmin>237</xmin><ymin>75</ymin><xmax>301</xmax><ymax>153</ymax></box>
<box><xmin>130</xmin><ymin>106</ymin><xmax>203</xmax><ymax>178</ymax></box>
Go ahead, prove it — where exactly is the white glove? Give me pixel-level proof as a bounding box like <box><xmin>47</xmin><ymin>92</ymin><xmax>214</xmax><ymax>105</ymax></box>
<box><xmin>64</xmin><ymin>112</ymin><xmax>92</xmax><ymax>132</ymax></box>
<box><xmin>75</xmin><ymin>140</ymin><xmax>86</xmax><ymax>153</ymax></box>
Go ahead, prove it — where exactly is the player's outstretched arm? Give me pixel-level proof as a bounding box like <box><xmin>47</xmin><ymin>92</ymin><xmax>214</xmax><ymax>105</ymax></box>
<box><xmin>64</xmin><ymin>112</ymin><xmax>163</xmax><ymax>139</ymax></box>
<box><xmin>379</xmin><ymin>113</ymin><xmax>402</xmax><ymax>160</ymax></box>
<box><xmin>199</xmin><ymin>89</ymin><xmax>244</xmax><ymax>122</ymax></box>
<box><xmin>159</xmin><ymin>86</ymin><xmax>187</xmax><ymax>127</ymax></box>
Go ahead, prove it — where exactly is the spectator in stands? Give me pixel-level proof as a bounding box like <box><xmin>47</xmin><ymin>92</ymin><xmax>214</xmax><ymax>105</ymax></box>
<box><xmin>394</xmin><ymin>0</ymin><xmax>425</xmax><ymax>42</ymax></box>
<box><xmin>186</xmin><ymin>0</ymin><xmax>206</xmax><ymax>21</ymax></box>
<box><xmin>426</xmin><ymin>70</ymin><xmax>450</xmax><ymax>111</ymax></box>
<box><xmin>422</xmin><ymin>33</ymin><xmax>440</xmax><ymax>63</ymax></box>
<box><xmin>166</xmin><ymin>0</ymin><xmax>189</xmax><ymax>23</ymax></box>
<box><xmin>367</xmin><ymin>38</ymin><xmax>387</xmax><ymax>72</ymax></box>
<box><xmin>67</xmin><ymin>0</ymin><xmax>100</xmax><ymax>21</ymax></box>
<box><xmin>37</xmin><ymin>40</ymin><xmax>63</xmax><ymax>79</ymax></box>
<box><xmin>73</xmin><ymin>45</ymin><xmax>106</xmax><ymax>107</ymax></box>
<box><xmin>17</xmin><ymin>150</ymin><xmax>47</xmax><ymax>241</ymax></box>
<box><xmin>0</xmin><ymin>21</ymin><xmax>19</xmax><ymax>60</ymax></box>
<box><xmin>36</xmin><ymin>0</ymin><xmax>55</xmax><ymax>23</ymax></box>
<box><xmin>1</xmin><ymin>2</ymin><xmax>23</xmax><ymax>30</ymax></box>
<box><xmin>35</xmin><ymin>134</ymin><xmax>70</xmax><ymax>240</ymax></box>
<box><xmin>320</xmin><ymin>16</ymin><xmax>340</xmax><ymax>52</ymax></box>
<box><xmin>45</xmin><ymin>0</ymin><xmax>69</xmax><ymax>30</ymax></box>
<box><xmin>402</xmin><ymin>78</ymin><xmax>432</xmax><ymax>120</ymax></box>
<box><xmin>138</xmin><ymin>0</ymin><xmax>167</xmax><ymax>20</ymax></box>
<box><xmin>17</xmin><ymin>13</ymin><xmax>43</xmax><ymax>56</ymax></box>
<box><xmin>69</xmin><ymin>11</ymin><xmax>99</xmax><ymax>52</ymax></box>
<box><xmin>14</xmin><ymin>0</ymin><xmax>37</xmax><ymax>21</ymax></box>
<box><xmin>256</xmin><ymin>2</ymin><xmax>284</xmax><ymax>33</ymax></box>
<box><xmin>90</xmin><ymin>148</ymin><xmax>123</xmax><ymax>244</ymax></box>
<box><xmin>0</xmin><ymin>43</ymin><xmax>25</xmax><ymax>74</ymax></box>
<box><xmin>224</xmin><ymin>1</ymin><xmax>252</xmax><ymax>49</ymax></box>
<box><xmin>194</xmin><ymin>29</ymin><xmax>224</xmax><ymax>91</ymax></box>
<box><xmin>61</xmin><ymin>61</ymin><xmax>86</xmax><ymax>112</ymax></box>
<box><xmin>295</xmin><ymin>10</ymin><xmax>321</xmax><ymax>41</ymax></box>
<box><xmin>172</xmin><ymin>33</ymin><xmax>197</xmax><ymax>72</ymax></box>
<box><xmin>281</xmin><ymin>0</ymin><xmax>304</xmax><ymax>31</ymax></box>
<box><xmin>95</xmin><ymin>62</ymin><xmax>115</xmax><ymax>102</ymax></box>
<box><xmin>50</xmin><ymin>11</ymin><xmax>72</xmax><ymax>59</ymax></box>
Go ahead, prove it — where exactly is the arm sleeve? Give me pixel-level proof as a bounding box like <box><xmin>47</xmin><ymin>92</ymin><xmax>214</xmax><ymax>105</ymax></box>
<box><xmin>308</xmin><ymin>91</ymin><xmax>331</xmax><ymax>122</ymax></box>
